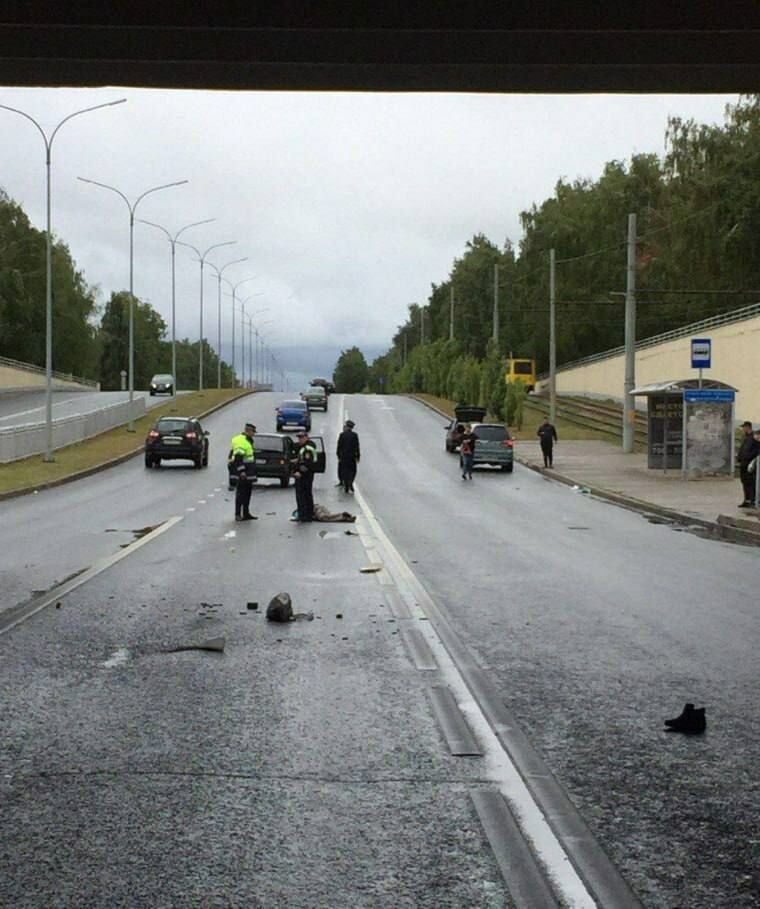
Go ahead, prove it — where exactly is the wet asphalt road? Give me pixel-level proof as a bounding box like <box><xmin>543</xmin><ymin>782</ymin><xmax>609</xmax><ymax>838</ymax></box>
<box><xmin>0</xmin><ymin>389</ymin><xmax>175</xmax><ymax>427</ymax></box>
<box><xmin>2</xmin><ymin>392</ymin><xmax>760</xmax><ymax>907</ymax></box>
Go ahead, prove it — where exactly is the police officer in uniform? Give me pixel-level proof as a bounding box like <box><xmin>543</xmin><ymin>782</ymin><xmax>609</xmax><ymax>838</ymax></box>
<box><xmin>292</xmin><ymin>429</ymin><xmax>317</xmax><ymax>522</ymax></box>
<box><xmin>229</xmin><ymin>423</ymin><xmax>258</xmax><ymax>521</ymax></box>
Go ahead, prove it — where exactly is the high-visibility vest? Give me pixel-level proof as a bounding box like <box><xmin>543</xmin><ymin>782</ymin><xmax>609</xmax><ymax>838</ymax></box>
<box><xmin>229</xmin><ymin>433</ymin><xmax>255</xmax><ymax>462</ymax></box>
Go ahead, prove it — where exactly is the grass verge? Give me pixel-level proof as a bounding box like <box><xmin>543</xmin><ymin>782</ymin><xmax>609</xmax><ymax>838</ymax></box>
<box><xmin>0</xmin><ymin>389</ymin><xmax>251</xmax><ymax>497</ymax></box>
<box><xmin>411</xmin><ymin>393</ymin><xmax>616</xmax><ymax>443</ymax></box>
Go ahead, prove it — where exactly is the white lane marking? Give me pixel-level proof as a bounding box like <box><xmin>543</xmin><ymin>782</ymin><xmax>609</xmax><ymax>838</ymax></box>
<box><xmin>186</xmin><ymin>507</ymin><xmax>195</xmax><ymax>512</ymax></box>
<box><xmin>0</xmin><ymin>516</ymin><xmax>184</xmax><ymax>637</ymax></box>
<box><xmin>223</xmin><ymin>530</ymin><xmax>236</xmax><ymax>539</ymax></box>
<box><xmin>101</xmin><ymin>647</ymin><xmax>130</xmax><ymax>669</ymax></box>
<box><xmin>207</xmin><ymin>493</ymin><xmax>215</xmax><ymax>498</ymax></box>
<box><xmin>197</xmin><ymin>500</ymin><xmax>207</xmax><ymax>505</ymax></box>
<box><xmin>352</xmin><ymin>484</ymin><xmax>597</xmax><ymax>909</ymax></box>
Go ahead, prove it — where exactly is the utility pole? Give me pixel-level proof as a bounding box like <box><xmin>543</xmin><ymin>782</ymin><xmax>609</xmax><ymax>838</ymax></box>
<box><xmin>403</xmin><ymin>332</ymin><xmax>408</xmax><ymax>364</ymax></box>
<box><xmin>493</xmin><ymin>263</ymin><xmax>500</xmax><ymax>351</ymax></box>
<box><xmin>449</xmin><ymin>285</ymin><xmax>454</xmax><ymax>341</ymax></box>
<box><xmin>623</xmin><ymin>213</ymin><xmax>637</xmax><ymax>453</ymax></box>
<box><xmin>420</xmin><ymin>306</ymin><xmax>424</xmax><ymax>344</ymax></box>
<box><xmin>549</xmin><ymin>249</ymin><xmax>556</xmax><ymax>424</ymax></box>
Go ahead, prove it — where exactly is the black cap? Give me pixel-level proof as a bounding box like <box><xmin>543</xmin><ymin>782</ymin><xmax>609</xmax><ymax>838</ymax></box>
<box><xmin>345</xmin><ymin>420</ymin><xmax>355</xmax><ymax>428</ymax></box>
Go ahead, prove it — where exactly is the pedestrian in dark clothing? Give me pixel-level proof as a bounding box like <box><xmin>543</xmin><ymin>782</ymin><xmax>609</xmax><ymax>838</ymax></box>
<box><xmin>336</xmin><ymin>419</ymin><xmax>360</xmax><ymax>493</ymax></box>
<box><xmin>292</xmin><ymin>430</ymin><xmax>317</xmax><ymax>522</ymax></box>
<box><xmin>460</xmin><ymin>425</ymin><xmax>478</xmax><ymax>480</ymax></box>
<box><xmin>537</xmin><ymin>418</ymin><xmax>558</xmax><ymax>468</ymax></box>
<box><xmin>737</xmin><ymin>421</ymin><xmax>760</xmax><ymax>507</ymax></box>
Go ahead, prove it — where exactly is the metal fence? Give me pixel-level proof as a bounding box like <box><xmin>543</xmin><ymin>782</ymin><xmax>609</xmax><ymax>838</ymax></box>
<box><xmin>0</xmin><ymin>354</ymin><xmax>99</xmax><ymax>389</ymax></box>
<box><xmin>0</xmin><ymin>397</ymin><xmax>146</xmax><ymax>463</ymax></box>
<box><xmin>537</xmin><ymin>300</ymin><xmax>760</xmax><ymax>380</ymax></box>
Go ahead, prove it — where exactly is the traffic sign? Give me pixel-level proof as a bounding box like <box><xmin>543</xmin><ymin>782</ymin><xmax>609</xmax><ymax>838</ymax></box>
<box><xmin>691</xmin><ymin>338</ymin><xmax>711</xmax><ymax>369</ymax></box>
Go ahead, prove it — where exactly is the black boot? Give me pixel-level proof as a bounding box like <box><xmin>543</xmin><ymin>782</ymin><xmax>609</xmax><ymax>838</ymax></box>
<box><xmin>664</xmin><ymin>703</ymin><xmax>694</xmax><ymax>727</ymax></box>
<box><xmin>664</xmin><ymin>703</ymin><xmax>706</xmax><ymax>734</ymax></box>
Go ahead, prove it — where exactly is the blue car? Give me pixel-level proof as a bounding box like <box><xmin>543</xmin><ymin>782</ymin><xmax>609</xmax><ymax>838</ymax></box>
<box><xmin>276</xmin><ymin>399</ymin><xmax>311</xmax><ymax>432</ymax></box>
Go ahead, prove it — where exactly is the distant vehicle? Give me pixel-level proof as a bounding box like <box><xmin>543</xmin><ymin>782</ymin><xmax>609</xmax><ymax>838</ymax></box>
<box><xmin>149</xmin><ymin>373</ymin><xmax>175</xmax><ymax>396</ymax></box>
<box><xmin>505</xmin><ymin>358</ymin><xmax>536</xmax><ymax>392</ymax></box>
<box><xmin>228</xmin><ymin>432</ymin><xmax>327</xmax><ymax>489</ymax></box>
<box><xmin>145</xmin><ymin>416</ymin><xmax>208</xmax><ymax>468</ymax></box>
<box><xmin>445</xmin><ymin>404</ymin><xmax>486</xmax><ymax>452</ymax></box>
<box><xmin>276</xmin><ymin>399</ymin><xmax>311</xmax><ymax>432</ymax></box>
<box><xmin>467</xmin><ymin>422</ymin><xmax>514</xmax><ymax>472</ymax></box>
<box><xmin>310</xmin><ymin>377</ymin><xmax>335</xmax><ymax>395</ymax></box>
<box><xmin>303</xmin><ymin>386</ymin><xmax>328</xmax><ymax>411</ymax></box>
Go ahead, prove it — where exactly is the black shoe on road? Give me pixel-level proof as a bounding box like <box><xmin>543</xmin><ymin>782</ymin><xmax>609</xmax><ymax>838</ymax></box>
<box><xmin>242</xmin><ymin>513</ymin><xmax>258</xmax><ymax>520</ymax></box>
<box><xmin>664</xmin><ymin>702</ymin><xmax>706</xmax><ymax>734</ymax></box>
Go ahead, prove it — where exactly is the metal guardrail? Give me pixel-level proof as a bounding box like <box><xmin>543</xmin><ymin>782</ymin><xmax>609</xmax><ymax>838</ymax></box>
<box><xmin>537</xmin><ymin>300</ymin><xmax>760</xmax><ymax>380</ymax></box>
<box><xmin>0</xmin><ymin>353</ymin><xmax>98</xmax><ymax>388</ymax></box>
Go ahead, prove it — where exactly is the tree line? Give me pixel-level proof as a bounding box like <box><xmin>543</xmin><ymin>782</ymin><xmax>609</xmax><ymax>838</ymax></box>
<box><xmin>365</xmin><ymin>94</ymin><xmax>760</xmax><ymax>411</ymax></box>
<box><xmin>0</xmin><ymin>189</ymin><xmax>233</xmax><ymax>389</ymax></box>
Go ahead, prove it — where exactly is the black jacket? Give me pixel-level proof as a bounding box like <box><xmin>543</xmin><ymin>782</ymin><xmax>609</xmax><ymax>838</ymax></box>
<box><xmin>537</xmin><ymin>423</ymin><xmax>558</xmax><ymax>445</ymax></box>
<box><xmin>738</xmin><ymin>433</ymin><xmax>760</xmax><ymax>466</ymax></box>
<box><xmin>337</xmin><ymin>429</ymin><xmax>360</xmax><ymax>462</ymax></box>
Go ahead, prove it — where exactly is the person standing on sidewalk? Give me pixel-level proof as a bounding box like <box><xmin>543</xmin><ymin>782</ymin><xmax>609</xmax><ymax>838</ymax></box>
<box><xmin>737</xmin><ymin>421</ymin><xmax>760</xmax><ymax>507</ymax></box>
<box><xmin>537</xmin><ymin>417</ymin><xmax>558</xmax><ymax>468</ymax></box>
<box><xmin>336</xmin><ymin>419</ymin><xmax>360</xmax><ymax>493</ymax></box>
<box><xmin>292</xmin><ymin>429</ymin><xmax>317</xmax><ymax>522</ymax></box>
<box><xmin>229</xmin><ymin>423</ymin><xmax>258</xmax><ymax>521</ymax></box>
<box><xmin>460</xmin><ymin>424</ymin><xmax>478</xmax><ymax>480</ymax></box>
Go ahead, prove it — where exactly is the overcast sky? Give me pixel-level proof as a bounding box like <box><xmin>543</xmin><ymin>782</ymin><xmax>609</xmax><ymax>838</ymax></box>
<box><xmin>0</xmin><ymin>87</ymin><xmax>738</xmax><ymax>388</ymax></box>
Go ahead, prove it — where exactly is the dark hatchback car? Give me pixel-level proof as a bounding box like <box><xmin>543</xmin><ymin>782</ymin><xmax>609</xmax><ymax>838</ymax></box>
<box><xmin>466</xmin><ymin>422</ymin><xmax>514</xmax><ymax>472</ymax></box>
<box><xmin>228</xmin><ymin>434</ymin><xmax>327</xmax><ymax>489</ymax></box>
<box><xmin>145</xmin><ymin>416</ymin><xmax>209</xmax><ymax>468</ymax></box>
<box><xmin>445</xmin><ymin>404</ymin><xmax>487</xmax><ymax>452</ymax></box>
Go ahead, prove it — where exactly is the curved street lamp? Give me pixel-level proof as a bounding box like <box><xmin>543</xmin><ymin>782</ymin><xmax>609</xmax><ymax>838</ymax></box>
<box><xmin>177</xmin><ymin>240</ymin><xmax>236</xmax><ymax>390</ymax></box>
<box><xmin>207</xmin><ymin>257</ymin><xmax>248</xmax><ymax>388</ymax></box>
<box><xmin>222</xmin><ymin>276</ymin><xmax>258</xmax><ymax>387</ymax></box>
<box><xmin>137</xmin><ymin>217</ymin><xmax>215</xmax><ymax>398</ymax></box>
<box><xmin>0</xmin><ymin>97</ymin><xmax>126</xmax><ymax>459</ymax></box>
<box><xmin>78</xmin><ymin>176</ymin><xmax>189</xmax><ymax>427</ymax></box>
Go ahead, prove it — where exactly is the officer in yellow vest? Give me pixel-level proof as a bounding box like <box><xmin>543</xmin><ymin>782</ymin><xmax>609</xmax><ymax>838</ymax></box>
<box><xmin>229</xmin><ymin>422</ymin><xmax>257</xmax><ymax>521</ymax></box>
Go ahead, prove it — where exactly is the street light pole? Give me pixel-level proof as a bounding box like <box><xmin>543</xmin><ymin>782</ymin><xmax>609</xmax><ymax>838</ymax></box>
<box><xmin>207</xmin><ymin>257</ymin><xmax>248</xmax><ymax>388</ymax></box>
<box><xmin>138</xmin><ymin>218</ymin><xmax>215</xmax><ymax>399</ymax></box>
<box><xmin>1</xmin><ymin>98</ymin><xmax>126</xmax><ymax>460</ymax></box>
<box><xmin>78</xmin><ymin>176</ymin><xmax>189</xmax><ymax>428</ymax></box>
<box><xmin>223</xmin><ymin>277</ymin><xmax>258</xmax><ymax>387</ymax></box>
<box><xmin>178</xmin><ymin>240</ymin><xmax>236</xmax><ymax>390</ymax></box>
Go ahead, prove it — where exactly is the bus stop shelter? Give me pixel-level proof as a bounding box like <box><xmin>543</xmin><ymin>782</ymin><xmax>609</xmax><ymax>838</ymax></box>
<box><xmin>630</xmin><ymin>379</ymin><xmax>737</xmax><ymax>477</ymax></box>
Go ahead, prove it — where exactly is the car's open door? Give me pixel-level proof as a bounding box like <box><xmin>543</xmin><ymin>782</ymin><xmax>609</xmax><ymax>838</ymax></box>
<box><xmin>310</xmin><ymin>436</ymin><xmax>327</xmax><ymax>473</ymax></box>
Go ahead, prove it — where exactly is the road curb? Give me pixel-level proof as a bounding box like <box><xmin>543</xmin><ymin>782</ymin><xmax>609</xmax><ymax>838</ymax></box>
<box><xmin>0</xmin><ymin>390</ymin><xmax>255</xmax><ymax>503</ymax></box>
<box><xmin>409</xmin><ymin>394</ymin><xmax>760</xmax><ymax>548</ymax></box>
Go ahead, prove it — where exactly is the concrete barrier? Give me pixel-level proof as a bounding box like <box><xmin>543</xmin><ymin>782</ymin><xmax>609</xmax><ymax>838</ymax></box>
<box><xmin>0</xmin><ymin>397</ymin><xmax>146</xmax><ymax>463</ymax></box>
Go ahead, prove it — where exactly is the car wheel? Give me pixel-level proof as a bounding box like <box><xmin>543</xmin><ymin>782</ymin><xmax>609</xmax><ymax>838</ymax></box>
<box><xmin>194</xmin><ymin>455</ymin><xmax>202</xmax><ymax>469</ymax></box>
<box><xmin>154</xmin><ymin>458</ymin><xmax>161</xmax><ymax>468</ymax></box>
<box><xmin>502</xmin><ymin>464</ymin><xmax>514</xmax><ymax>472</ymax></box>
<box><xmin>202</xmin><ymin>447</ymin><xmax>209</xmax><ymax>467</ymax></box>
<box><xmin>149</xmin><ymin>391</ymin><xmax>155</xmax><ymax>397</ymax></box>
<box><xmin>144</xmin><ymin>454</ymin><xmax>153</xmax><ymax>468</ymax></box>
<box><xmin>276</xmin><ymin>423</ymin><xmax>283</xmax><ymax>432</ymax></box>
<box><xmin>280</xmin><ymin>476</ymin><xmax>290</xmax><ymax>488</ymax></box>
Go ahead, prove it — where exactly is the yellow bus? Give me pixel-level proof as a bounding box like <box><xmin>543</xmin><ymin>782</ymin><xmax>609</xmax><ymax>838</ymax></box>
<box><xmin>505</xmin><ymin>358</ymin><xmax>536</xmax><ymax>392</ymax></box>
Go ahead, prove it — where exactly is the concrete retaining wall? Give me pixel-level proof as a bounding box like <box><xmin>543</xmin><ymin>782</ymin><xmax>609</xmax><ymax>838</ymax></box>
<box><xmin>0</xmin><ymin>359</ymin><xmax>98</xmax><ymax>392</ymax></box>
<box><xmin>535</xmin><ymin>312</ymin><xmax>760</xmax><ymax>422</ymax></box>
<box><xmin>0</xmin><ymin>397</ymin><xmax>146</xmax><ymax>463</ymax></box>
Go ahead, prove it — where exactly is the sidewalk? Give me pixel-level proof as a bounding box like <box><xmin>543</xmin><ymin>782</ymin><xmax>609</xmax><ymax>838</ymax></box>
<box><xmin>515</xmin><ymin>439</ymin><xmax>760</xmax><ymax>546</ymax></box>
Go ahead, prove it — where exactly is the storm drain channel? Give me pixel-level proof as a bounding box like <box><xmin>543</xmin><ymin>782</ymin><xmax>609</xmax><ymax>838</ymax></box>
<box><xmin>352</xmin><ymin>482</ymin><xmax>645</xmax><ymax>909</ymax></box>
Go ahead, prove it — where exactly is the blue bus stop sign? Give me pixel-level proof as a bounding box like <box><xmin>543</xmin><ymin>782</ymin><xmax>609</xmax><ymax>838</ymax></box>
<box><xmin>691</xmin><ymin>338</ymin><xmax>711</xmax><ymax>369</ymax></box>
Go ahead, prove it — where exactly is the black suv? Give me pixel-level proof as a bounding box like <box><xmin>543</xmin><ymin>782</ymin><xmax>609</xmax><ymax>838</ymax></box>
<box><xmin>145</xmin><ymin>416</ymin><xmax>209</xmax><ymax>468</ymax></box>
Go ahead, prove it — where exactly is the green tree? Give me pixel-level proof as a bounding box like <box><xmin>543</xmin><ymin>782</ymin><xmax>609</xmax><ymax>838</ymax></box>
<box><xmin>98</xmin><ymin>292</ymin><xmax>167</xmax><ymax>390</ymax></box>
<box><xmin>333</xmin><ymin>346</ymin><xmax>369</xmax><ymax>393</ymax></box>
